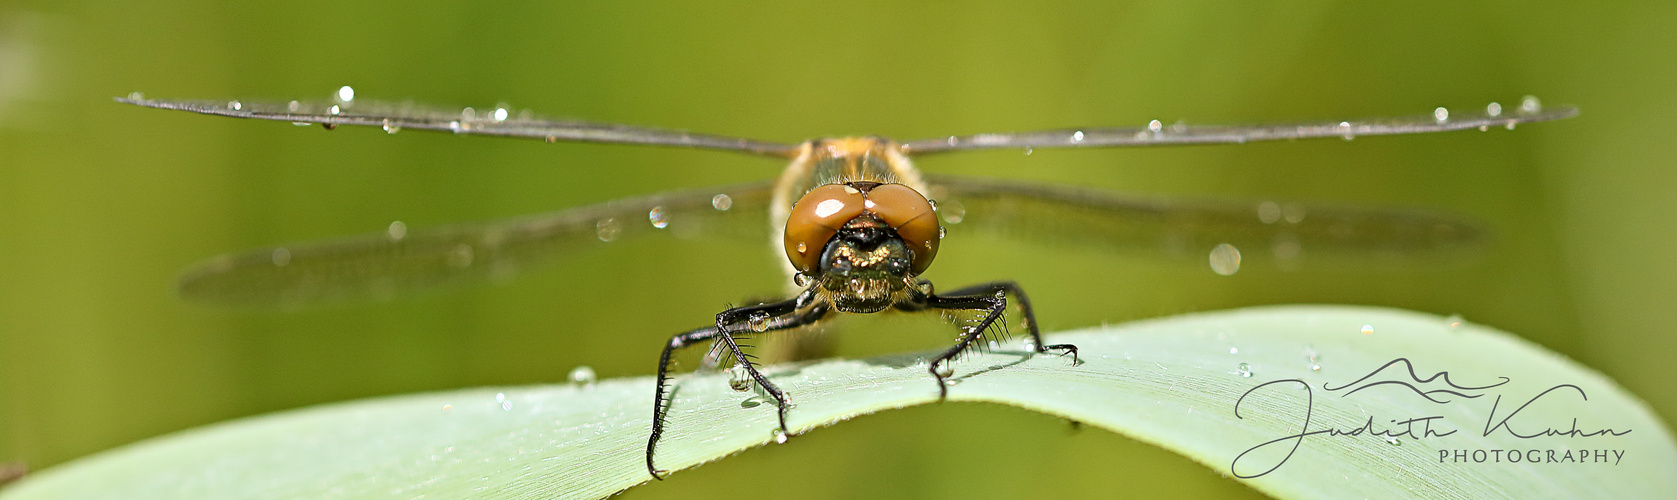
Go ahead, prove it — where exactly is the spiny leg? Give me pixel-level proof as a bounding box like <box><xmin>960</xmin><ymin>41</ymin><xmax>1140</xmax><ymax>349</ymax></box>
<box><xmin>940</xmin><ymin>281</ymin><xmax>1078</xmax><ymax>362</ymax></box>
<box><xmin>646</xmin><ymin>296</ymin><xmax>828</xmax><ymax>479</ymax></box>
<box><xmin>924</xmin><ymin>281</ymin><xmax>1078</xmax><ymax>398</ymax></box>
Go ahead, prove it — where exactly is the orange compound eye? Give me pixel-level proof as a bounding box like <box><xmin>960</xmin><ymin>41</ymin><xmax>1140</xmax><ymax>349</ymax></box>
<box><xmin>864</xmin><ymin>183</ymin><xmax>941</xmax><ymax>274</ymax></box>
<box><xmin>784</xmin><ymin>184</ymin><xmax>867</xmax><ymax>273</ymax></box>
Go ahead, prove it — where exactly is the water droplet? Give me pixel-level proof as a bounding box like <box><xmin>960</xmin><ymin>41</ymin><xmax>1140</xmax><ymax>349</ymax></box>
<box><xmin>938</xmin><ymin>226</ymin><xmax>947</xmax><ymax>239</ymax></box>
<box><xmin>771</xmin><ymin>429</ymin><xmax>788</xmax><ymax>444</ymax></box>
<box><xmin>492</xmin><ymin>107</ymin><xmax>509</xmax><ymax>122</ymax></box>
<box><xmin>328</xmin><ymin>104</ymin><xmax>341</xmax><ymax>116</ymax></box>
<box><xmin>386</xmin><ymin>221</ymin><xmax>407</xmax><ymax>241</ymax></box>
<box><xmin>648</xmin><ymin>206</ymin><xmax>669</xmax><ymax>229</ymax></box>
<box><xmin>270</xmin><ymin>248</ymin><xmax>291</xmax><ymax>266</ymax></box>
<box><xmin>1148</xmin><ymin>120</ymin><xmax>1163</xmax><ymax>133</ymax></box>
<box><xmin>596</xmin><ymin>218</ymin><xmax>621</xmax><ymax>242</ymax></box>
<box><xmin>987</xmin><ymin>340</ymin><xmax>1000</xmax><ymax>350</ymax></box>
<box><xmin>1304</xmin><ymin>344</ymin><xmax>1321</xmax><ymax>370</ymax></box>
<box><xmin>940</xmin><ymin>200</ymin><xmax>966</xmax><ymax>224</ymax></box>
<box><xmin>292</xmin><ymin>122</ymin><xmax>309</xmax><ymax>127</ymax></box>
<box><xmin>727</xmin><ymin>365</ymin><xmax>752</xmax><ymax>391</ymax></box>
<box><xmin>1023</xmin><ymin>146</ymin><xmax>1033</xmax><ymax>155</ymax></box>
<box><xmin>568</xmin><ymin>366</ymin><xmax>597</xmax><ymax>386</ymax></box>
<box><xmin>1446</xmin><ymin>314</ymin><xmax>1464</xmax><ymax>329</ymax></box>
<box><xmin>448</xmin><ymin>244</ymin><xmax>474</xmax><ymax>268</ymax></box>
<box><xmin>287</xmin><ymin>100</ymin><xmax>301</xmax><ymax>112</ymax></box>
<box><xmin>1071</xmin><ymin>130</ymin><xmax>1085</xmax><ymax>142</ymax></box>
<box><xmin>1209</xmin><ymin>243</ymin><xmax>1241</xmax><ymax>276</ymax></box>
<box><xmin>321</xmin><ymin>123</ymin><xmax>337</xmax><ymax>131</ymax></box>
<box><xmin>1229</xmin><ymin>347</ymin><xmax>1239</xmax><ymax>355</ymax></box>
<box><xmin>1171</xmin><ymin>121</ymin><xmax>1187</xmax><ymax>133</ymax></box>
<box><xmin>227</xmin><ymin>100</ymin><xmax>242</xmax><ymax>111</ymax></box>
<box><xmin>1486</xmin><ymin>102</ymin><xmax>1502</xmax><ymax>117</ymax></box>
<box><xmin>1505</xmin><ymin>122</ymin><xmax>1517</xmax><ymax>130</ymax></box>
<box><xmin>127</xmin><ymin>91</ymin><xmax>144</xmax><ymax>100</ymax></box>
<box><xmin>1257</xmin><ymin>201</ymin><xmax>1281</xmax><ymax>224</ymax></box>
<box><xmin>545</xmin><ymin>135</ymin><xmax>558</xmax><ymax>143</ymax></box>
<box><xmin>946</xmin><ymin>136</ymin><xmax>958</xmax><ymax>147</ymax></box>
<box><xmin>336</xmin><ymin>86</ymin><xmax>355</xmax><ymax>103</ymax></box>
<box><xmin>1385</xmin><ymin>435</ymin><xmax>1401</xmax><ymax>446</ymax></box>
<box><xmin>711</xmin><ymin>194</ymin><xmax>733</xmax><ymax>211</ymax></box>
<box><xmin>382</xmin><ymin>119</ymin><xmax>400</xmax><ymax>134</ymax></box>
<box><xmin>461</xmin><ymin>107</ymin><xmax>476</xmax><ymax>120</ymax></box>
<box><xmin>495</xmin><ymin>392</ymin><xmax>506</xmax><ymax>402</ymax></box>
<box><xmin>748</xmin><ymin>311</ymin><xmax>771</xmax><ymax>332</ymax></box>
<box><xmin>1519</xmin><ymin>95</ymin><xmax>1542</xmax><ymax>114</ymax></box>
<box><xmin>1433</xmin><ymin>107</ymin><xmax>1449</xmax><ymax>123</ymax></box>
<box><xmin>795</xmin><ymin>242</ymin><xmax>807</xmax><ymax>254</ymax></box>
<box><xmin>1338</xmin><ymin>121</ymin><xmax>1354</xmax><ymax>140</ymax></box>
<box><xmin>502</xmin><ymin>400</ymin><xmax>513</xmax><ymax>411</ymax></box>
<box><xmin>944</xmin><ymin>378</ymin><xmax>961</xmax><ymax>386</ymax></box>
<box><xmin>1021</xmin><ymin>339</ymin><xmax>1037</xmax><ymax>351</ymax></box>
<box><xmin>793</xmin><ymin>273</ymin><xmax>811</xmax><ymax>286</ymax></box>
<box><xmin>1361</xmin><ymin>324</ymin><xmax>1375</xmax><ymax>335</ymax></box>
<box><xmin>1233</xmin><ymin>363</ymin><xmax>1252</xmax><ymax>378</ymax></box>
<box><xmin>1282</xmin><ymin>203</ymin><xmax>1306</xmax><ymax>224</ymax></box>
<box><xmin>935</xmin><ymin>363</ymin><xmax>954</xmax><ymax>378</ymax></box>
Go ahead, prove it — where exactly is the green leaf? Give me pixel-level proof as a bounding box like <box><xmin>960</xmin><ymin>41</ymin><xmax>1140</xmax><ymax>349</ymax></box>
<box><xmin>3</xmin><ymin>306</ymin><xmax>1671</xmax><ymax>499</ymax></box>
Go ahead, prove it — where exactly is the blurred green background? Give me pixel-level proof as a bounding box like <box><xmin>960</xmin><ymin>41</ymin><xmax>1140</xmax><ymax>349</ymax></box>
<box><xmin>1</xmin><ymin>1</ymin><xmax>1673</xmax><ymax>498</ymax></box>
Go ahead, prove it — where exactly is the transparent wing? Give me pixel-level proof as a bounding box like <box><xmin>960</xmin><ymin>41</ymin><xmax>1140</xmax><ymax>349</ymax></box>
<box><xmin>178</xmin><ymin>182</ymin><xmax>773</xmax><ymax>307</ymax></box>
<box><xmin>926</xmin><ymin>175</ymin><xmax>1484</xmax><ymax>266</ymax></box>
<box><xmin>900</xmin><ymin>100</ymin><xmax>1577</xmax><ymax>155</ymax></box>
<box><xmin>115</xmin><ymin>94</ymin><xmax>799</xmax><ymax>158</ymax></box>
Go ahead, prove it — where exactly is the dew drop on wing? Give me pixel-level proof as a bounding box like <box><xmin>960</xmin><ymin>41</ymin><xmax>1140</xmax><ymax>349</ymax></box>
<box><xmin>596</xmin><ymin>218</ymin><xmax>621</xmax><ymax>242</ymax></box>
<box><xmin>748</xmin><ymin>311</ymin><xmax>771</xmax><ymax>332</ymax></box>
<box><xmin>771</xmin><ymin>429</ymin><xmax>788</xmax><ymax>444</ymax></box>
<box><xmin>1519</xmin><ymin>95</ymin><xmax>1542</xmax><ymax>114</ymax></box>
<box><xmin>386</xmin><ymin>221</ymin><xmax>407</xmax><ymax>241</ymax></box>
<box><xmin>1257</xmin><ymin>201</ymin><xmax>1281</xmax><ymax>224</ymax></box>
<box><xmin>1209</xmin><ymin>243</ymin><xmax>1241</xmax><ymax>276</ymax></box>
<box><xmin>1232</xmin><ymin>363</ymin><xmax>1252</xmax><ymax>378</ymax></box>
<box><xmin>335</xmin><ymin>85</ymin><xmax>355</xmax><ymax>103</ymax></box>
<box><xmin>648</xmin><ymin>206</ymin><xmax>669</xmax><ymax>229</ymax></box>
<box><xmin>1433</xmin><ymin>107</ymin><xmax>1449</xmax><ymax>123</ymax></box>
<box><xmin>1487</xmin><ymin>102</ymin><xmax>1502</xmax><ymax>117</ymax></box>
<box><xmin>711</xmin><ymin>194</ymin><xmax>732</xmax><ymax>211</ymax></box>
<box><xmin>1361</xmin><ymin>324</ymin><xmax>1375</xmax><ymax>335</ymax></box>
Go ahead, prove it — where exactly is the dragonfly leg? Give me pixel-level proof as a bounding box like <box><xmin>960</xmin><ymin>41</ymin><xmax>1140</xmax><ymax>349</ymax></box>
<box><xmin>646</xmin><ymin>297</ymin><xmax>829</xmax><ymax>480</ymax></box>
<box><xmin>924</xmin><ymin>281</ymin><xmax>1078</xmax><ymax>399</ymax></box>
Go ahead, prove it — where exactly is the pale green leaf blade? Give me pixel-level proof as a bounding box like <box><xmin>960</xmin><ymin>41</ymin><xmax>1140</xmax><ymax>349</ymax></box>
<box><xmin>3</xmin><ymin>306</ymin><xmax>1671</xmax><ymax>499</ymax></box>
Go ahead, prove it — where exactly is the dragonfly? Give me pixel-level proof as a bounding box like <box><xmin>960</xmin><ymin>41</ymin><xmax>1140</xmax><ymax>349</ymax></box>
<box><xmin>117</xmin><ymin>89</ymin><xmax>1575</xmax><ymax>479</ymax></box>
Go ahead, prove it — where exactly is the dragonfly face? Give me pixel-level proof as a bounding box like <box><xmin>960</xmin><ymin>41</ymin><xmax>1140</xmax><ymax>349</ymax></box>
<box><xmin>116</xmin><ymin>89</ymin><xmax>1576</xmax><ymax>480</ymax></box>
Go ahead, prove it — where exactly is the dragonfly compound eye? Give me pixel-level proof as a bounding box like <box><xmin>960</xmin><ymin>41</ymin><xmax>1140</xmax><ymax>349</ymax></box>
<box><xmin>784</xmin><ymin>184</ymin><xmax>866</xmax><ymax>273</ymax></box>
<box><xmin>862</xmin><ymin>183</ymin><xmax>940</xmax><ymax>274</ymax></box>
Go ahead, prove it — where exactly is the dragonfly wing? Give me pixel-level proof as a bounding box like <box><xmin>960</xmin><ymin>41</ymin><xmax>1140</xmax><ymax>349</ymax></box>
<box><xmin>116</xmin><ymin>95</ymin><xmax>799</xmax><ymax>157</ymax></box>
<box><xmin>900</xmin><ymin>102</ymin><xmax>1576</xmax><ymax>155</ymax></box>
<box><xmin>925</xmin><ymin>174</ymin><xmax>1484</xmax><ymax>265</ymax></box>
<box><xmin>179</xmin><ymin>182</ymin><xmax>773</xmax><ymax>307</ymax></box>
